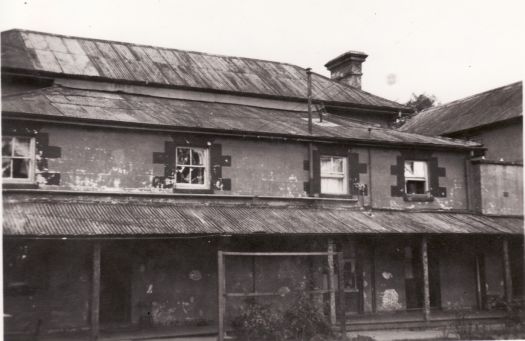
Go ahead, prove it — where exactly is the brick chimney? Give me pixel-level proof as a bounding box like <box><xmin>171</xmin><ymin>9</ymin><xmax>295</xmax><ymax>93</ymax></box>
<box><xmin>324</xmin><ymin>51</ymin><xmax>368</xmax><ymax>89</ymax></box>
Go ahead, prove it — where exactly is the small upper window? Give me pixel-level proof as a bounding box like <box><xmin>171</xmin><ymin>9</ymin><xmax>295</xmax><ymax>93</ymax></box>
<box><xmin>404</xmin><ymin>161</ymin><xmax>428</xmax><ymax>195</ymax></box>
<box><xmin>175</xmin><ymin>147</ymin><xmax>209</xmax><ymax>189</ymax></box>
<box><xmin>2</xmin><ymin>136</ymin><xmax>35</xmax><ymax>182</ymax></box>
<box><xmin>320</xmin><ymin>156</ymin><xmax>348</xmax><ymax>195</ymax></box>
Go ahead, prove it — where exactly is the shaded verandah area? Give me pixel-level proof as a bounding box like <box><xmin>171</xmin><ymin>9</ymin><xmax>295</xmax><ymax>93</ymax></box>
<box><xmin>3</xmin><ymin>233</ymin><xmax>522</xmax><ymax>340</ymax></box>
<box><xmin>3</xmin><ymin>192</ymin><xmax>524</xmax><ymax>339</ymax></box>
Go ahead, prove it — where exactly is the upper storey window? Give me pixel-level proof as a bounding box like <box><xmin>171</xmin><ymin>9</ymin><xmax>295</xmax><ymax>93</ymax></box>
<box><xmin>2</xmin><ymin>136</ymin><xmax>35</xmax><ymax>182</ymax></box>
<box><xmin>175</xmin><ymin>147</ymin><xmax>209</xmax><ymax>189</ymax></box>
<box><xmin>404</xmin><ymin>161</ymin><xmax>428</xmax><ymax>195</ymax></box>
<box><xmin>320</xmin><ymin>156</ymin><xmax>348</xmax><ymax>195</ymax></box>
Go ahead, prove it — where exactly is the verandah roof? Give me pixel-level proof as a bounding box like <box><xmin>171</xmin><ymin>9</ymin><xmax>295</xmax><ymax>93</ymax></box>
<box><xmin>2</xmin><ymin>85</ymin><xmax>480</xmax><ymax>149</ymax></box>
<box><xmin>3</xmin><ymin>193</ymin><xmax>522</xmax><ymax>236</ymax></box>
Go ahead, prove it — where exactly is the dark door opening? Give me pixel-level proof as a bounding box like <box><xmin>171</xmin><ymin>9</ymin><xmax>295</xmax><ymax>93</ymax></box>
<box><xmin>100</xmin><ymin>243</ymin><xmax>132</xmax><ymax>324</ymax></box>
<box><xmin>405</xmin><ymin>242</ymin><xmax>441</xmax><ymax>310</ymax></box>
<box><xmin>428</xmin><ymin>244</ymin><xmax>441</xmax><ymax>308</ymax></box>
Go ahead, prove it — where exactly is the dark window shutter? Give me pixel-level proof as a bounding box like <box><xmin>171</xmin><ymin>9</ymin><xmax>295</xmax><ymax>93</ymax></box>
<box><xmin>165</xmin><ymin>142</ymin><xmax>175</xmax><ymax>178</ymax></box>
<box><xmin>312</xmin><ymin>150</ymin><xmax>321</xmax><ymax>195</ymax></box>
<box><xmin>210</xmin><ymin>144</ymin><xmax>222</xmax><ymax>188</ymax></box>
<box><xmin>348</xmin><ymin>152</ymin><xmax>359</xmax><ymax>196</ymax></box>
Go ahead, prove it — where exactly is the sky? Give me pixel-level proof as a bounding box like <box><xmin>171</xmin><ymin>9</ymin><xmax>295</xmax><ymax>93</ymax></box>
<box><xmin>0</xmin><ymin>0</ymin><xmax>523</xmax><ymax>104</ymax></box>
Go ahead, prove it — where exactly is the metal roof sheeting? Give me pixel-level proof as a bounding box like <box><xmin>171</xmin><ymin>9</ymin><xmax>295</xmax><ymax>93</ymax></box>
<box><xmin>2</xmin><ymin>85</ymin><xmax>479</xmax><ymax>149</ymax></box>
<box><xmin>3</xmin><ymin>197</ymin><xmax>523</xmax><ymax>236</ymax></box>
<box><xmin>1</xmin><ymin>29</ymin><xmax>408</xmax><ymax>111</ymax></box>
<box><xmin>400</xmin><ymin>81</ymin><xmax>522</xmax><ymax>136</ymax></box>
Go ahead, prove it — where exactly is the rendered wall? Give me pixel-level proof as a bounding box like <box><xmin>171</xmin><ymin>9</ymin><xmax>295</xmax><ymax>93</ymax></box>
<box><xmin>3</xmin><ymin>121</ymin><xmax>472</xmax><ymax>207</ymax></box>
<box><xmin>373</xmin><ymin>238</ymin><xmax>407</xmax><ymax>312</ymax></box>
<box><xmin>479</xmin><ymin>163</ymin><xmax>523</xmax><ymax>216</ymax></box>
<box><xmin>454</xmin><ymin>122</ymin><xmax>523</xmax><ymax>163</ymax></box>
<box><xmin>364</xmin><ymin>148</ymin><xmax>469</xmax><ymax>211</ymax></box>
<box><xmin>439</xmin><ymin>238</ymin><xmax>478</xmax><ymax>310</ymax></box>
<box><xmin>3</xmin><ymin>240</ymin><xmax>91</xmax><ymax>334</ymax></box>
<box><xmin>129</xmin><ymin>239</ymin><xmax>218</xmax><ymax>326</ymax></box>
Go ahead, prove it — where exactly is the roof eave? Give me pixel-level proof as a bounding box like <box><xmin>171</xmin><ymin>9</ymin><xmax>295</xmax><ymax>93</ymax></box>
<box><xmin>2</xmin><ymin>111</ymin><xmax>482</xmax><ymax>152</ymax></box>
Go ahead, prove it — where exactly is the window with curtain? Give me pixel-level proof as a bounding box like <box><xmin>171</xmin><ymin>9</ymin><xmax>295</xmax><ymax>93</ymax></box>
<box><xmin>320</xmin><ymin>155</ymin><xmax>348</xmax><ymax>195</ymax></box>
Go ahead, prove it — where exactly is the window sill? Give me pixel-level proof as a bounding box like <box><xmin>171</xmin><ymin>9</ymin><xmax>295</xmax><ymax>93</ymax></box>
<box><xmin>2</xmin><ymin>182</ymin><xmax>39</xmax><ymax>189</ymax></box>
<box><xmin>173</xmin><ymin>187</ymin><xmax>213</xmax><ymax>194</ymax></box>
<box><xmin>403</xmin><ymin>193</ymin><xmax>434</xmax><ymax>202</ymax></box>
<box><xmin>319</xmin><ymin>193</ymin><xmax>354</xmax><ymax>199</ymax></box>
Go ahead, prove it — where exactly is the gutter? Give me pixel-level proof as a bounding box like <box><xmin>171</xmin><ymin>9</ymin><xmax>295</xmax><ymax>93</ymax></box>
<box><xmin>2</xmin><ymin>113</ymin><xmax>484</xmax><ymax>152</ymax></box>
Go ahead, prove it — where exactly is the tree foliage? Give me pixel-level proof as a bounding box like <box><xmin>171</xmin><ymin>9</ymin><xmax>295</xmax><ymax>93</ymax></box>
<box><xmin>393</xmin><ymin>93</ymin><xmax>438</xmax><ymax>128</ymax></box>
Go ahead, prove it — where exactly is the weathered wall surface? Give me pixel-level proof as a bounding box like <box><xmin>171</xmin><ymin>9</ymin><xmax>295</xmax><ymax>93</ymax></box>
<box><xmin>4</xmin><ymin>123</ymin><xmax>309</xmax><ymax>197</ymax></box>
<box><xmin>481</xmin><ymin>238</ymin><xmax>505</xmax><ymax>308</ymax></box>
<box><xmin>439</xmin><ymin>238</ymin><xmax>478</xmax><ymax>310</ymax></box>
<box><xmin>130</xmin><ymin>239</ymin><xmax>218</xmax><ymax>326</ymax></box>
<box><xmin>218</xmin><ymin>139</ymin><xmax>308</xmax><ymax>197</ymax></box>
<box><xmin>367</xmin><ymin>148</ymin><xmax>469</xmax><ymax>210</ymax></box>
<box><xmin>3</xmin><ymin>121</ymin><xmax>472</xmax><ymax>206</ymax></box>
<box><xmin>3</xmin><ymin>240</ymin><xmax>91</xmax><ymax>333</ymax></box>
<box><xmin>455</xmin><ymin>122</ymin><xmax>523</xmax><ymax>163</ymax></box>
<box><xmin>373</xmin><ymin>238</ymin><xmax>407</xmax><ymax>312</ymax></box>
<box><xmin>479</xmin><ymin>163</ymin><xmax>523</xmax><ymax>216</ymax></box>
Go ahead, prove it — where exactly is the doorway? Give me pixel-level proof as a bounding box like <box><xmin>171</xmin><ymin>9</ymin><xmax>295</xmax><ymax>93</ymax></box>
<box><xmin>100</xmin><ymin>242</ymin><xmax>132</xmax><ymax>324</ymax></box>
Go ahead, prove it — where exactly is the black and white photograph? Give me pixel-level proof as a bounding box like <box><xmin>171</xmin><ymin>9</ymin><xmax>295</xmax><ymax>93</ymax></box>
<box><xmin>1</xmin><ymin>1</ymin><xmax>524</xmax><ymax>340</ymax></box>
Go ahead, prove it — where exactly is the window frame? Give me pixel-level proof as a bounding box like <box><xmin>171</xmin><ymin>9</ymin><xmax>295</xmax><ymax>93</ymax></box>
<box><xmin>404</xmin><ymin>160</ymin><xmax>429</xmax><ymax>195</ymax></box>
<box><xmin>174</xmin><ymin>146</ymin><xmax>210</xmax><ymax>190</ymax></box>
<box><xmin>2</xmin><ymin>136</ymin><xmax>36</xmax><ymax>183</ymax></box>
<box><xmin>320</xmin><ymin>155</ymin><xmax>349</xmax><ymax>196</ymax></box>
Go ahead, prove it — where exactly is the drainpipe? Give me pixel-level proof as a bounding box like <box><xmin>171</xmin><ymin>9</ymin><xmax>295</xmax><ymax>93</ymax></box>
<box><xmin>306</xmin><ymin>68</ymin><xmax>313</xmax><ymax>134</ymax></box>
<box><xmin>367</xmin><ymin>147</ymin><xmax>373</xmax><ymax>208</ymax></box>
<box><xmin>306</xmin><ymin>68</ymin><xmax>314</xmax><ymax>196</ymax></box>
<box><xmin>464</xmin><ymin>154</ymin><xmax>471</xmax><ymax>211</ymax></box>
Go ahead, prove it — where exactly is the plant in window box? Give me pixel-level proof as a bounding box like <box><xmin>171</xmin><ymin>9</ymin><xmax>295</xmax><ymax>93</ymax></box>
<box><xmin>353</xmin><ymin>183</ymin><xmax>367</xmax><ymax>207</ymax></box>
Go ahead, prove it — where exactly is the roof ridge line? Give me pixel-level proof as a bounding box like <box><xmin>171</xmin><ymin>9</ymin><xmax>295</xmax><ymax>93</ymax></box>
<box><xmin>3</xmin><ymin>28</ymin><xmax>312</xmax><ymax>73</ymax></box>
<box><xmin>419</xmin><ymin>80</ymin><xmax>522</xmax><ymax>114</ymax></box>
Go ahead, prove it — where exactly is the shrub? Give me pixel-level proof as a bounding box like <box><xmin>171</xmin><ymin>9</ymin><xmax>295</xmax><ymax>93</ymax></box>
<box><xmin>231</xmin><ymin>298</ymin><xmax>285</xmax><ymax>341</ymax></box>
<box><xmin>283</xmin><ymin>292</ymin><xmax>334</xmax><ymax>341</ymax></box>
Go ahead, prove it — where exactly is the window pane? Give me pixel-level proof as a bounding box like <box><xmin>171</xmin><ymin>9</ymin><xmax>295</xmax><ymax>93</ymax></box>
<box><xmin>321</xmin><ymin>178</ymin><xmax>344</xmax><ymax>194</ymax></box>
<box><xmin>191</xmin><ymin>167</ymin><xmax>205</xmax><ymax>184</ymax></box>
<box><xmin>2</xmin><ymin>138</ymin><xmax>12</xmax><ymax>157</ymax></box>
<box><xmin>404</xmin><ymin>161</ymin><xmax>414</xmax><ymax>177</ymax></box>
<box><xmin>405</xmin><ymin>161</ymin><xmax>427</xmax><ymax>178</ymax></box>
<box><xmin>191</xmin><ymin>149</ymin><xmax>204</xmax><ymax>166</ymax></box>
<box><xmin>332</xmin><ymin>157</ymin><xmax>344</xmax><ymax>173</ymax></box>
<box><xmin>12</xmin><ymin>159</ymin><xmax>30</xmax><ymax>178</ymax></box>
<box><xmin>177</xmin><ymin>148</ymin><xmax>190</xmax><ymax>165</ymax></box>
<box><xmin>406</xmin><ymin>180</ymin><xmax>425</xmax><ymax>194</ymax></box>
<box><xmin>176</xmin><ymin>166</ymin><xmax>191</xmax><ymax>183</ymax></box>
<box><xmin>320</xmin><ymin>157</ymin><xmax>332</xmax><ymax>174</ymax></box>
<box><xmin>3</xmin><ymin>158</ymin><xmax>12</xmax><ymax>178</ymax></box>
<box><xmin>13</xmin><ymin>138</ymin><xmax>30</xmax><ymax>157</ymax></box>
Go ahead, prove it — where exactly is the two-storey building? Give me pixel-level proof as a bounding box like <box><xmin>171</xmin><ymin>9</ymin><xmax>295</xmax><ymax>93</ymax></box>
<box><xmin>2</xmin><ymin>29</ymin><xmax>523</xmax><ymax>340</ymax></box>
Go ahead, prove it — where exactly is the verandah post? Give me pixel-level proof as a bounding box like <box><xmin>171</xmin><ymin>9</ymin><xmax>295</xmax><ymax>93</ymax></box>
<box><xmin>337</xmin><ymin>251</ymin><xmax>346</xmax><ymax>339</ymax></box>
<box><xmin>421</xmin><ymin>235</ymin><xmax>430</xmax><ymax>321</ymax></box>
<box><xmin>91</xmin><ymin>241</ymin><xmax>101</xmax><ymax>341</ymax></box>
<box><xmin>328</xmin><ymin>239</ymin><xmax>336</xmax><ymax>325</ymax></box>
<box><xmin>503</xmin><ymin>237</ymin><xmax>513</xmax><ymax>310</ymax></box>
<box><xmin>217</xmin><ymin>250</ymin><xmax>225</xmax><ymax>341</ymax></box>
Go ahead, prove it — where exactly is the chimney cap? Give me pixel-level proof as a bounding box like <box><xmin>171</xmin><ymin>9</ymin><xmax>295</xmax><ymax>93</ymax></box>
<box><xmin>324</xmin><ymin>50</ymin><xmax>368</xmax><ymax>70</ymax></box>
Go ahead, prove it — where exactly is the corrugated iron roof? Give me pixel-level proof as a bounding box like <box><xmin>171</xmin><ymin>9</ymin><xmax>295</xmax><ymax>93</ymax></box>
<box><xmin>1</xmin><ymin>29</ymin><xmax>408</xmax><ymax>111</ymax></box>
<box><xmin>3</xmin><ymin>194</ymin><xmax>522</xmax><ymax>236</ymax></box>
<box><xmin>400</xmin><ymin>81</ymin><xmax>522</xmax><ymax>136</ymax></box>
<box><xmin>1</xmin><ymin>85</ymin><xmax>479</xmax><ymax>149</ymax></box>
